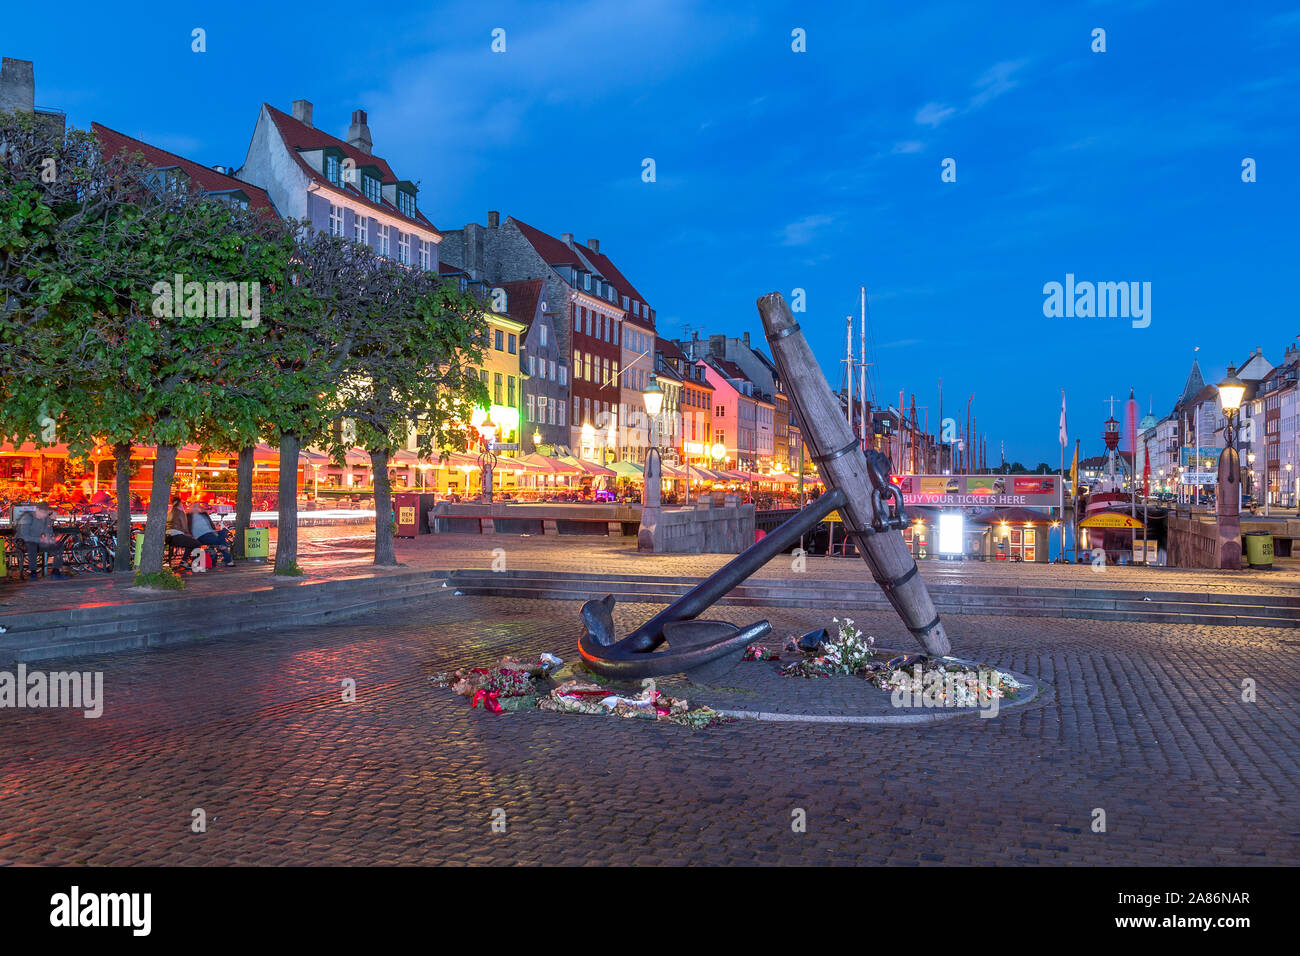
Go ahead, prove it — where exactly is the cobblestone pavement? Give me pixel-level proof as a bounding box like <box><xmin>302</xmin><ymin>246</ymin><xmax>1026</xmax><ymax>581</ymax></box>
<box><xmin>0</xmin><ymin>592</ymin><xmax>1296</xmax><ymax>865</ymax></box>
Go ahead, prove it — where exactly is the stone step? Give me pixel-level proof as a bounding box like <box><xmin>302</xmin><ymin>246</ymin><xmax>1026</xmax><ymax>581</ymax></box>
<box><xmin>2</xmin><ymin>576</ymin><xmax>451</xmax><ymax>665</ymax></box>
<box><xmin>441</xmin><ymin>575</ymin><xmax>1300</xmax><ymax>628</ymax></box>
<box><xmin>436</xmin><ymin>567</ymin><xmax>1300</xmax><ymax>609</ymax></box>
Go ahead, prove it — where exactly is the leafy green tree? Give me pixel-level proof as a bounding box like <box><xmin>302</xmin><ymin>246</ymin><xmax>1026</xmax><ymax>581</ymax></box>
<box><xmin>1</xmin><ymin>115</ymin><xmax>296</xmax><ymax>577</ymax></box>
<box><xmin>321</xmin><ymin>252</ymin><xmax>486</xmax><ymax>565</ymax></box>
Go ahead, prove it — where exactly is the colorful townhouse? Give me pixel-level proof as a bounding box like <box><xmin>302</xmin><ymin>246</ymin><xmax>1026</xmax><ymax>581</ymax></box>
<box><xmin>437</xmin><ymin>214</ymin><xmax>657</xmax><ymax>462</ymax></box>
<box><xmin>236</xmin><ymin>100</ymin><xmax>441</xmax><ymax>272</ymax></box>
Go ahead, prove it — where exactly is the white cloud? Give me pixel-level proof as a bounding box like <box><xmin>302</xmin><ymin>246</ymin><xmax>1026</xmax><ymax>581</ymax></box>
<box><xmin>892</xmin><ymin>140</ymin><xmax>925</xmax><ymax>154</ymax></box>
<box><xmin>780</xmin><ymin>214</ymin><xmax>834</xmax><ymax>246</ymax></box>
<box><xmin>915</xmin><ymin>102</ymin><xmax>957</xmax><ymax>128</ymax></box>
<box><xmin>970</xmin><ymin>60</ymin><xmax>1025</xmax><ymax>108</ymax></box>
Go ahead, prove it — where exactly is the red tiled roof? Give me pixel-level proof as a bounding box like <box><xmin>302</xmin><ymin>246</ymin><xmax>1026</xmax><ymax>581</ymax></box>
<box><xmin>511</xmin><ymin>218</ymin><xmax>586</xmax><ymax>269</ymax></box>
<box><xmin>710</xmin><ymin>356</ymin><xmax>751</xmax><ymax>383</ymax></box>
<box><xmin>91</xmin><ymin>123</ymin><xmax>278</xmax><ymax>213</ymax></box>
<box><xmin>497</xmin><ymin>278</ymin><xmax>544</xmax><ymax>328</ymax></box>
<box><xmin>263</xmin><ymin>104</ymin><xmax>438</xmax><ymax>232</ymax></box>
<box><xmin>510</xmin><ymin>219</ymin><xmax>652</xmax><ymax>322</ymax></box>
<box><xmin>656</xmin><ymin>337</ymin><xmax>688</xmax><ymax>362</ymax></box>
<box><xmin>576</xmin><ymin>243</ymin><xmax>649</xmax><ymax>316</ymax></box>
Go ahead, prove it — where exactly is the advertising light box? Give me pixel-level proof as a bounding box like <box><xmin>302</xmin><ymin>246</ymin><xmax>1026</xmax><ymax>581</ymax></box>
<box><xmin>894</xmin><ymin>474</ymin><xmax>1062</xmax><ymax>508</ymax></box>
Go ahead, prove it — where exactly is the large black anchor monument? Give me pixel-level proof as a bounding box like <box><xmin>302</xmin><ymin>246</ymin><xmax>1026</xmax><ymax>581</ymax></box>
<box><xmin>579</xmin><ymin>292</ymin><xmax>952</xmax><ymax>681</ymax></box>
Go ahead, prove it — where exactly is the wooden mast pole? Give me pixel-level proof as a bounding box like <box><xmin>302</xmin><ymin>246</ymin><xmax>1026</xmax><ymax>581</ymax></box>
<box><xmin>757</xmin><ymin>292</ymin><xmax>951</xmax><ymax>656</ymax></box>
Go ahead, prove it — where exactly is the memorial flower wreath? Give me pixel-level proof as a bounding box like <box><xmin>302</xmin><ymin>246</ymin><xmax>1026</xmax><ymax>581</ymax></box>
<box><xmin>432</xmin><ymin>654</ymin><xmax>734</xmax><ymax>729</ymax></box>
<box><xmin>742</xmin><ymin>616</ymin><xmax>1024</xmax><ymax>706</ymax></box>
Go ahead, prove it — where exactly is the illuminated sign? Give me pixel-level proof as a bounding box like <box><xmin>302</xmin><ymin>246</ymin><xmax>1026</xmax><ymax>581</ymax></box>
<box><xmin>938</xmin><ymin>513</ymin><xmax>964</xmax><ymax>554</ymax></box>
<box><xmin>1078</xmin><ymin>512</ymin><xmax>1143</xmax><ymax>529</ymax></box>
<box><xmin>894</xmin><ymin>474</ymin><xmax>1062</xmax><ymax>508</ymax></box>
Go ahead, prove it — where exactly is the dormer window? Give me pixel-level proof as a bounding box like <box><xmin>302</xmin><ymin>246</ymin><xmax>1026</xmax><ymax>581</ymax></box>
<box><xmin>396</xmin><ymin>189</ymin><xmax>416</xmax><ymax>218</ymax></box>
<box><xmin>325</xmin><ymin>154</ymin><xmax>341</xmax><ymax>186</ymax></box>
<box><xmin>583</xmin><ymin>273</ymin><xmax>592</xmax><ymax>291</ymax></box>
<box><xmin>363</xmin><ymin>175</ymin><xmax>382</xmax><ymax>204</ymax></box>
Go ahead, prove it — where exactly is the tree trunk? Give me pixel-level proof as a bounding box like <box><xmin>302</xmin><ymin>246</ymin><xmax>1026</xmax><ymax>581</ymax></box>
<box><xmin>113</xmin><ymin>441</ymin><xmax>134</xmax><ymax>572</ymax></box>
<box><xmin>371</xmin><ymin>448</ymin><xmax>397</xmax><ymax>566</ymax></box>
<box><xmin>138</xmin><ymin>444</ymin><xmax>177</xmax><ymax>576</ymax></box>
<box><xmin>232</xmin><ymin>445</ymin><xmax>254</xmax><ymax>560</ymax></box>
<box><xmin>274</xmin><ymin>433</ymin><xmax>300</xmax><ymax>573</ymax></box>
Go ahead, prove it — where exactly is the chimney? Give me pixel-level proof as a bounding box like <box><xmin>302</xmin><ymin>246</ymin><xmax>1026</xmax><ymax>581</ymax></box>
<box><xmin>587</xmin><ymin>238</ymin><xmax>600</xmax><ymax>253</ymax></box>
<box><xmin>487</xmin><ymin>210</ymin><xmax>499</xmax><ymax>228</ymax></box>
<box><xmin>291</xmin><ymin>99</ymin><xmax>313</xmax><ymax>127</ymax></box>
<box><xmin>743</xmin><ymin>331</ymin><xmax>750</xmax><ymax>347</ymax></box>
<box><xmin>347</xmin><ymin>109</ymin><xmax>372</xmax><ymax>154</ymax></box>
<box><xmin>560</xmin><ymin>232</ymin><xmax>574</xmax><ymax>247</ymax></box>
<box><xmin>0</xmin><ymin>58</ymin><xmax>36</xmax><ymax>114</ymax></box>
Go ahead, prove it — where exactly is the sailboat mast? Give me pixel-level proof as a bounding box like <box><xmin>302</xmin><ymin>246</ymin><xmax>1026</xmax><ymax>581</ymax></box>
<box><xmin>859</xmin><ymin>286</ymin><xmax>867</xmax><ymax>446</ymax></box>
<box><xmin>844</xmin><ymin>314</ymin><xmax>854</xmax><ymax>433</ymax></box>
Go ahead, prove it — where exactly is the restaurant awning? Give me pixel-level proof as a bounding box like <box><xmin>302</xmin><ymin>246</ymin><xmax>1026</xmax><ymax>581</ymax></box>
<box><xmin>561</xmin><ymin>456</ymin><xmax>616</xmax><ymax>478</ymax></box>
<box><xmin>517</xmin><ymin>453</ymin><xmax>581</xmax><ymax>475</ymax></box>
<box><xmin>972</xmin><ymin>507</ymin><xmax>1057</xmax><ymax>525</ymax></box>
<box><xmin>608</xmin><ymin>460</ymin><xmax>644</xmax><ymax>478</ymax></box>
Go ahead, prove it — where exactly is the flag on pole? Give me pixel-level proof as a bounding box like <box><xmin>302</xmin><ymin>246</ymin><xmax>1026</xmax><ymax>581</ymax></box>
<box><xmin>1142</xmin><ymin>439</ymin><xmax>1151</xmax><ymax>497</ymax></box>
<box><xmin>1059</xmin><ymin>389</ymin><xmax>1067</xmax><ymax>448</ymax></box>
<box><xmin>1070</xmin><ymin>439</ymin><xmax>1080</xmax><ymax>498</ymax></box>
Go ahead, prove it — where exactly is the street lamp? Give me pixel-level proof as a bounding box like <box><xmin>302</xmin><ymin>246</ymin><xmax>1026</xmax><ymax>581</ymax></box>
<box><xmin>643</xmin><ymin>373</ymin><xmax>664</xmax><ymax>496</ymax></box>
<box><xmin>477</xmin><ymin>412</ymin><xmax>498</xmax><ymax>503</ymax></box>
<box><xmin>1214</xmin><ymin>364</ymin><xmax>1245</xmax><ymax>569</ymax></box>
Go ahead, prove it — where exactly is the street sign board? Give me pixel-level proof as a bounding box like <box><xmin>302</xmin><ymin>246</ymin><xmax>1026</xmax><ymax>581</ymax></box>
<box><xmin>892</xmin><ymin>474</ymin><xmax>1062</xmax><ymax>508</ymax></box>
<box><xmin>1180</xmin><ymin>447</ymin><xmax>1219</xmax><ymax>467</ymax></box>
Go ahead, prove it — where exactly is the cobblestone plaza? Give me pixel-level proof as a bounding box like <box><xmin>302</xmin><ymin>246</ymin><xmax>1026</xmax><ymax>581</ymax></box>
<box><xmin>1</xmin><ymin>531</ymin><xmax>1295</xmax><ymax>866</ymax></box>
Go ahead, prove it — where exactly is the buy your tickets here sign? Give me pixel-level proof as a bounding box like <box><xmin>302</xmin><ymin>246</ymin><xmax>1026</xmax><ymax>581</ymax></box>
<box><xmin>892</xmin><ymin>475</ymin><xmax>1063</xmax><ymax>508</ymax></box>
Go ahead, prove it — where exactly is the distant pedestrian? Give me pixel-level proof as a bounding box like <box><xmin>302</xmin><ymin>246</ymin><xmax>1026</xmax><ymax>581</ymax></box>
<box><xmin>165</xmin><ymin>496</ymin><xmax>203</xmax><ymax>564</ymax></box>
<box><xmin>188</xmin><ymin>500</ymin><xmax>234</xmax><ymax>567</ymax></box>
<box><xmin>15</xmin><ymin>501</ymin><xmax>65</xmax><ymax>579</ymax></box>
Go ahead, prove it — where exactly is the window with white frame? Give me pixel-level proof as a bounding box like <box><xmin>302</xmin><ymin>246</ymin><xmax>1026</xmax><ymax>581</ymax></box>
<box><xmin>527</xmin><ymin>395</ymin><xmax>535</xmax><ymax>422</ymax></box>
<box><xmin>539</xmin><ymin>323</ymin><xmax>547</xmax><ymax>347</ymax></box>
<box><xmin>528</xmin><ymin>355</ymin><xmax>536</xmax><ymax>376</ymax></box>
<box><xmin>354</xmin><ymin>214</ymin><xmax>368</xmax><ymax>243</ymax></box>
<box><xmin>377</xmin><ymin>224</ymin><xmax>390</xmax><ymax>256</ymax></box>
<box><xmin>328</xmin><ymin>204</ymin><xmax>344</xmax><ymax>237</ymax></box>
<box><xmin>398</xmin><ymin>232</ymin><xmax>410</xmax><ymax>265</ymax></box>
<box><xmin>418</xmin><ymin>239</ymin><xmax>430</xmax><ymax>270</ymax></box>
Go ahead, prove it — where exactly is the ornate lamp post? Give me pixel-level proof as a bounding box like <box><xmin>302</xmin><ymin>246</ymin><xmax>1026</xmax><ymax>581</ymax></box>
<box><xmin>1215</xmin><ymin>365</ymin><xmax>1245</xmax><ymax>569</ymax></box>
<box><xmin>638</xmin><ymin>375</ymin><xmax>665</xmax><ymax>551</ymax></box>
<box><xmin>477</xmin><ymin>412</ymin><xmax>498</xmax><ymax>503</ymax></box>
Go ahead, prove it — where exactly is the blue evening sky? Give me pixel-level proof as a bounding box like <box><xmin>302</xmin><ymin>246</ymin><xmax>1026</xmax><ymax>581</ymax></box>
<box><xmin>9</xmin><ymin>0</ymin><xmax>1298</xmax><ymax>464</ymax></box>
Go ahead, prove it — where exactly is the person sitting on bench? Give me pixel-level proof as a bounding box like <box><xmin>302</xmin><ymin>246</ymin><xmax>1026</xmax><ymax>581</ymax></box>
<box><xmin>165</xmin><ymin>497</ymin><xmax>203</xmax><ymax>565</ymax></box>
<box><xmin>188</xmin><ymin>500</ymin><xmax>234</xmax><ymax>567</ymax></box>
<box><xmin>15</xmin><ymin>501</ymin><xmax>65</xmax><ymax>579</ymax></box>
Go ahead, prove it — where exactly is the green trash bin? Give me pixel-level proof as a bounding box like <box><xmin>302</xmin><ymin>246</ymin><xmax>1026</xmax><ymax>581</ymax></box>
<box><xmin>1244</xmin><ymin>531</ymin><xmax>1273</xmax><ymax>570</ymax></box>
